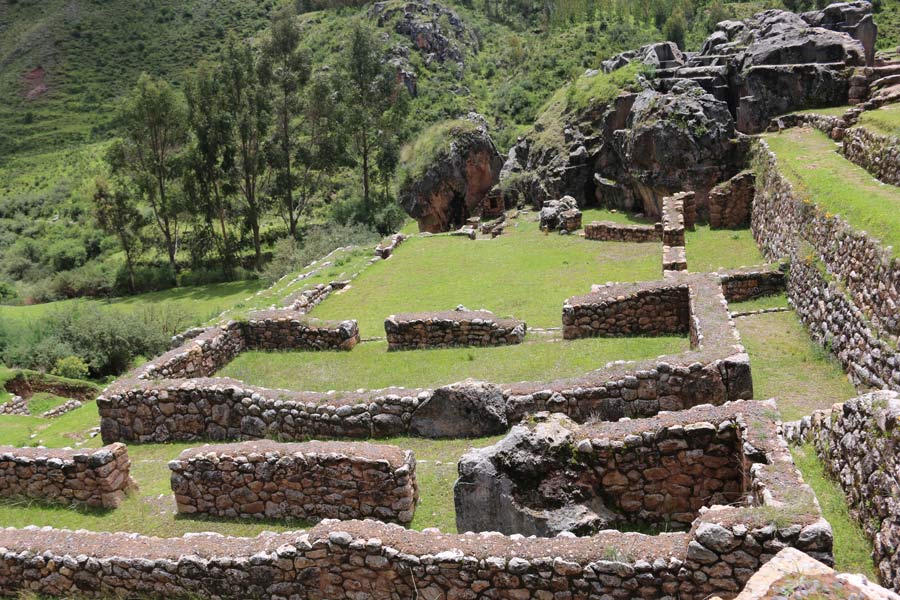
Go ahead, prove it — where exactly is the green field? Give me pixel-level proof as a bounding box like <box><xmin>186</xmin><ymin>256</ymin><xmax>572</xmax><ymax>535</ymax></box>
<box><xmin>314</xmin><ymin>215</ymin><xmax>664</xmax><ymax>337</ymax></box>
<box><xmin>734</xmin><ymin>307</ymin><xmax>857</xmax><ymax>421</ymax></box>
<box><xmin>220</xmin><ymin>336</ymin><xmax>688</xmax><ymax>392</ymax></box>
<box><xmin>686</xmin><ymin>225</ymin><xmax>766</xmax><ymax>273</ymax></box>
<box><xmin>765</xmin><ymin>127</ymin><xmax>900</xmax><ymax>258</ymax></box>
<box><xmin>857</xmin><ymin>102</ymin><xmax>900</xmax><ymax>137</ymax></box>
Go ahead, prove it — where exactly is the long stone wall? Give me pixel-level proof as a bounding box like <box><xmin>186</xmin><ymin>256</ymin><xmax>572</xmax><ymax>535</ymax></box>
<box><xmin>0</xmin><ymin>444</ymin><xmax>134</xmax><ymax>509</ymax></box>
<box><xmin>752</xmin><ymin>138</ymin><xmax>900</xmax><ymax>339</ymax></box>
<box><xmin>384</xmin><ymin>309</ymin><xmax>526</xmax><ymax>350</ymax></box>
<box><xmin>563</xmin><ymin>281</ymin><xmax>689</xmax><ymax>339</ymax></box>
<box><xmin>843</xmin><ymin>124</ymin><xmax>900</xmax><ymax>187</ymax></box>
<box><xmin>719</xmin><ymin>267</ymin><xmax>787</xmax><ymax>303</ymax></box>
<box><xmin>0</xmin><ymin>402</ymin><xmax>833</xmax><ymax>600</ymax></box>
<box><xmin>787</xmin><ymin>391</ymin><xmax>900</xmax><ymax>592</ymax></box>
<box><xmin>242</xmin><ymin>311</ymin><xmax>359</xmax><ymax>351</ymax></box>
<box><xmin>583</xmin><ymin>220</ymin><xmax>662</xmax><ymax>243</ymax></box>
<box><xmin>169</xmin><ymin>440</ymin><xmax>417</xmax><ymax>524</ymax></box>
<box><xmin>709</xmin><ymin>171</ymin><xmax>755</xmax><ymax>230</ymax></box>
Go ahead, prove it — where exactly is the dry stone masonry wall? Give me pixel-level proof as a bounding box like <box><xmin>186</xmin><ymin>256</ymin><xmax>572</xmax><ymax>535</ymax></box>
<box><xmin>709</xmin><ymin>171</ymin><xmax>756</xmax><ymax>229</ymax></box>
<box><xmin>0</xmin><ymin>444</ymin><xmax>134</xmax><ymax>509</ymax></box>
<box><xmin>786</xmin><ymin>391</ymin><xmax>900</xmax><ymax>592</ymax></box>
<box><xmin>384</xmin><ymin>309</ymin><xmax>526</xmax><ymax>350</ymax></box>
<box><xmin>563</xmin><ymin>281</ymin><xmax>690</xmax><ymax>339</ymax></box>
<box><xmin>169</xmin><ymin>440</ymin><xmax>418</xmax><ymax>524</ymax></box>
<box><xmin>843</xmin><ymin>124</ymin><xmax>900</xmax><ymax>187</ymax></box>
<box><xmin>584</xmin><ymin>220</ymin><xmax>662</xmax><ymax>243</ymax></box>
<box><xmin>242</xmin><ymin>310</ymin><xmax>359</xmax><ymax>351</ymax></box>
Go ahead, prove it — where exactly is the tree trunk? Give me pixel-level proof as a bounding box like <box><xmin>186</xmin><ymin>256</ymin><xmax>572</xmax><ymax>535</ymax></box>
<box><xmin>252</xmin><ymin>220</ymin><xmax>262</xmax><ymax>271</ymax></box>
<box><xmin>218</xmin><ymin>211</ymin><xmax>233</xmax><ymax>280</ymax></box>
<box><xmin>362</xmin><ymin>134</ymin><xmax>370</xmax><ymax>209</ymax></box>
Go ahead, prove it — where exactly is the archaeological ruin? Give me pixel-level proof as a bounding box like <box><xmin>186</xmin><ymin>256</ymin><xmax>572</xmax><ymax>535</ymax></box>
<box><xmin>4</xmin><ymin>2</ymin><xmax>900</xmax><ymax>599</ymax></box>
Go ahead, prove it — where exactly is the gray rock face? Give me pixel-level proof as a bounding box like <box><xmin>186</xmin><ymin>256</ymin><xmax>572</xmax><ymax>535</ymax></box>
<box><xmin>454</xmin><ymin>413</ymin><xmax>620</xmax><ymax>536</ymax></box>
<box><xmin>613</xmin><ymin>80</ymin><xmax>744</xmax><ymax>217</ymax></box>
<box><xmin>409</xmin><ymin>380</ymin><xmax>507</xmax><ymax>438</ymax></box>
<box><xmin>539</xmin><ymin>196</ymin><xmax>579</xmax><ymax>231</ymax></box>
<box><xmin>802</xmin><ymin>1</ymin><xmax>877</xmax><ymax>66</ymax></box>
<box><xmin>398</xmin><ymin>115</ymin><xmax>503</xmax><ymax>233</ymax></box>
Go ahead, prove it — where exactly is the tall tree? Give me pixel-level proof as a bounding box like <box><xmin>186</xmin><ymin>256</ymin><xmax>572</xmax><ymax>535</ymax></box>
<box><xmin>184</xmin><ymin>61</ymin><xmax>237</xmax><ymax>279</ymax></box>
<box><xmin>92</xmin><ymin>179</ymin><xmax>143</xmax><ymax>294</ymax></box>
<box><xmin>341</xmin><ymin>22</ymin><xmax>408</xmax><ymax>214</ymax></box>
<box><xmin>221</xmin><ymin>37</ymin><xmax>271</xmax><ymax>271</ymax></box>
<box><xmin>108</xmin><ymin>73</ymin><xmax>187</xmax><ymax>286</ymax></box>
<box><xmin>260</xmin><ymin>6</ymin><xmax>311</xmax><ymax>239</ymax></box>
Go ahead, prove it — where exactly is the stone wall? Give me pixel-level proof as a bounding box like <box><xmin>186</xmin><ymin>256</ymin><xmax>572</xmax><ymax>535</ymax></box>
<box><xmin>720</xmin><ymin>267</ymin><xmax>787</xmax><ymax>303</ymax></box>
<box><xmin>0</xmin><ymin>404</ymin><xmax>833</xmax><ymax>600</ymax></box>
<box><xmin>286</xmin><ymin>283</ymin><xmax>337</xmax><ymax>313</ymax></box>
<box><xmin>563</xmin><ymin>281</ymin><xmax>690</xmax><ymax>339</ymax></box>
<box><xmin>843</xmin><ymin>125</ymin><xmax>900</xmax><ymax>187</ymax></box>
<box><xmin>375</xmin><ymin>233</ymin><xmax>406</xmax><ymax>259</ymax></box>
<box><xmin>455</xmin><ymin>406</ymin><xmax>746</xmax><ymax>536</ymax></box>
<box><xmin>662</xmin><ymin>193</ymin><xmax>687</xmax><ymax>246</ymax></box>
<box><xmin>752</xmin><ymin>138</ymin><xmax>900</xmax><ymax>339</ymax></box>
<box><xmin>791</xmin><ymin>392</ymin><xmax>900</xmax><ymax>591</ymax></box>
<box><xmin>137</xmin><ymin>322</ymin><xmax>247</xmax><ymax>380</ymax></box>
<box><xmin>169</xmin><ymin>440</ymin><xmax>417</xmax><ymax>524</ymax></box>
<box><xmin>583</xmin><ymin>220</ymin><xmax>662</xmax><ymax>243</ymax></box>
<box><xmin>242</xmin><ymin>311</ymin><xmax>360</xmax><ymax>351</ymax></box>
<box><xmin>385</xmin><ymin>309</ymin><xmax>526</xmax><ymax>350</ymax></box>
<box><xmin>709</xmin><ymin>171</ymin><xmax>755</xmax><ymax>229</ymax></box>
<box><xmin>663</xmin><ymin>245</ymin><xmax>688</xmax><ymax>272</ymax></box>
<box><xmin>0</xmin><ymin>444</ymin><xmax>134</xmax><ymax>509</ymax></box>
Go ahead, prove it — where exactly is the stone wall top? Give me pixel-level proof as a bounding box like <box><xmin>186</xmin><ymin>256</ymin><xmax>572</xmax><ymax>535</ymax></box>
<box><xmin>175</xmin><ymin>439</ymin><xmax>408</xmax><ymax>467</ymax></box>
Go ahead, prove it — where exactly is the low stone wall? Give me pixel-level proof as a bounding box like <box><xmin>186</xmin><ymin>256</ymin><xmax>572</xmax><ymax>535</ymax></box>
<box><xmin>562</xmin><ymin>281</ymin><xmax>689</xmax><ymax>339</ymax></box>
<box><xmin>0</xmin><ymin>444</ymin><xmax>134</xmax><ymax>509</ymax></box>
<box><xmin>384</xmin><ymin>309</ymin><xmax>526</xmax><ymax>350</ymax></box>
<box><xmin>663</xmin><ymin>245</ymin><xmax>687</xmax><ymax>271</ymax></box>
<box><xmin>375</xmin><ymin>233</ymin><xmax>405</xmax><ymax>259</ymax></box>
<box><xmin>790</xmin><ymin>392</ymin><xmax>900</xmax><ymax>591</ymax></box>
<box><xmin>0</xmin><ymin>405</ymin><xmax>832</xmax><ymax>600</ymax></box>
<box><xmin>709</xmin><ymin>170</ymin><xmax>755</xmax><ymax>229</ymax></box>
<box><xmin>169</xmin><ymin>440</ymin><xmax>417</xmax><ymax>524</ymax></box>
<box><xmin>0</xmin><ymin>396</ymin><xmax>27</xmax><ymax>416</ymax></box>
<box><xmin>583</xmin><ymin>220</ymin><xmax>662</xmax><ymax>243</ymax></box>
<box><xmin>242</xmin><ymin>311</ymin><xmax>359</xmax><ymax>351</ymax></box>
<box><xmin>285</xmin><ymin>283</ymin><xmax>336</xmax><ymax>313</ymax></box>
<box><xmin>137</xmin><ymin>322</ymin><xmax>246</xmax><ymax>380</ymax></box>
<box><xmin>720</xmin><ymin>267</ymin><xmax>787</xmax><ymax>303</ymax></box>
<box><xmin>843</xmin><ymin>125</ymin><xmax>900</xmax><ymax>187</ymax></box>
<box><xmin>752</xmin><ymin>138</ymin><xmax>900</xmax><ymax>339</ymax></box>
<box><xmin>662</xmin><ymin>193</ymin><xmax>687</xmax><ymax>246</ymax></box>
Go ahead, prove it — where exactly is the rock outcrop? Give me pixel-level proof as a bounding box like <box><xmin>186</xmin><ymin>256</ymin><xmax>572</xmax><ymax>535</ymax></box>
<box><xmin>399</xmin><ymin>115</ymin><xmax>503</xmax><ymax>232</ymax></box>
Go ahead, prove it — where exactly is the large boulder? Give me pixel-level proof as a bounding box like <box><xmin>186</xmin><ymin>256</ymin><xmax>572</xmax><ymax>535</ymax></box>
<box><xmin>613</xmin><ymin>80</ymin><xmax>746</xmax><ymax>217</ymax></box>
<box><xmin>454</xmin><ymin>413</ymin><xmax>621</xmax><ymax>536</ymax></box>
<box><xmin>398</xmin><ymin>115</ymin><xmax>503</xmax><ymax>233</ymax></box>
<box><xmin>409</xmin><ymin>380</ymin><xmax>508</xmax><ymax>438</ymax></box>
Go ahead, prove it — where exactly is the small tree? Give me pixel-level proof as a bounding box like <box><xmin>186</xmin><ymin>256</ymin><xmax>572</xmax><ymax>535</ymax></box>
<box><xmin>663</xmin><ymin>9</ymin><xmax>686</xmax><ymax>49</ymax></box>
<box><xmin>220</xmin><ymin>37</ymin><xmax>272</xmax><ymax>270</ymax></box>
<box><xmin>340</xmin><ymin>22</ymin><xmax>408</xmax><ymax>216</ymax></box>
<box><xmin>260</xmin><ymin>6</ymin><xmax>311</xmax><ymax>239</ymax></box>
<box><xmin>92</xmin><ymin>178</ymin><xmax>143</xmax><ymax>294</ymax></box>
<box><xmin>107</xmin><ymin>73</ymin><xmax>187</xmax><ymax>286</ymax></box>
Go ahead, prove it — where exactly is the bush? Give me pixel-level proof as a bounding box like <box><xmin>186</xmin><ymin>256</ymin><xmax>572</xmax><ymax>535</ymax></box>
<box><xmin>52</xmin><ymin>355</ymin><xmax>90</xmax><ymax>380</ymax></box>
<box><xmin>0</xmin><ymin>280</ymin><xmax>16</xmax><ymax>303</ymax></box>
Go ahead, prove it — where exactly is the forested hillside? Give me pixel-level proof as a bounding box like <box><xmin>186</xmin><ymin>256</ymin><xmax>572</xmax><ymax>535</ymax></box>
<box><xmin>1</xmin><ymin>0</ymin><xmax>898</xmax><ymax>308</ymax></box>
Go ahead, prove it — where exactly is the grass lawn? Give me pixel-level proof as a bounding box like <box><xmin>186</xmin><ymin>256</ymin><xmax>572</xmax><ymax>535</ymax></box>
<box><xmin>581</xmin><ymin>208</ymin><xmax>657</xmax><ymax>225</ymax></box>
<box><xmin>686</xmin><ymin>225</ymin><xmax>766</xmax><ymax>273</ymax></box>
<box><xmin>764</xmin><ymin>128</ymin><xmax>900</xmax><ymax>258</ymax></box>
<box><xmin>0</xmin><ymin>279</ymin><xmax>266</xmax><ymax>337</ymax></box>
<box><xmin>791</xmin><ymin>444</ymin><xmax>876</xmax><ymax>578</ymax></box>
<box><xmin>735</xmin><ymin>309</ymin><xmax>856</xmax><ymax>421</ymax></box>
<box><xmin>219</xmin><ymin>335</ymin><xmax>689</xmax><ymax>392</ymax></box>
<box><xmin>728</xmin><ymin>293</ymin><xmax>788</xmax><ymax>313</ymax></box>
<box><xmin>0</xmin><ymin>400</ymin><xmax>501</xmax><ymax>536</ymax></box>
<box><xmin>313</xmin><ymin>215</ymin><xmax>663</xmax><ymax>337</ymax></box>
<box><xmin>857</xmin><ymin>102</ymin><xmax>900</xmax><ymax>137</ymax></box>
<box><xmin>789</xmin><ymin>105</ymin><xmax>851</xmax><ymax>118</ymax></box>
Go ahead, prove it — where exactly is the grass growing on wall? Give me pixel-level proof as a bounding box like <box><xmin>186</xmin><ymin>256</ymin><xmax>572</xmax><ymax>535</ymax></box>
<box><xmin>764</xmin><ymin>127</ymin><xmax>900</xmax><ymax>259</ymax></box>
<box><xmin>313</xmin><ymin>215</ymin><xmax>664</xmax><ymax>337</ymax></box>
<box><xmin>734</xmin><ymin>309</ymin><xmax>857</xmax><ymax>421</ymax></box>
<box><xmin>219</xmin><ymin>335</ymin><xmax>689</xmax><ymax>393</ymax></box>
<box><xmin>790</xmin><ymin>444</ymin><xmax>877</xmax><ymax>578</ymax></box>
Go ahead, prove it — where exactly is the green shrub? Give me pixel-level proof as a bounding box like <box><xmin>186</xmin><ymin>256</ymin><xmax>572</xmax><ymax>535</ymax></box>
<box><xmin>0</xmin><ymin>280</ymin><xmax>16</xmax><ymax>303</ymax></box>
<box><xmin>52</xmin><ymin>356</ymin><xmax>90</xmax><ymax>380</ymax></box>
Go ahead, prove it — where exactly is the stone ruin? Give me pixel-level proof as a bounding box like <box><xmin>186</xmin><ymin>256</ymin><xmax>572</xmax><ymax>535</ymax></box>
<box><xmin>384</xmin><ymin>308</ymin><xmax>526</xmax><ymax>350</ymax></box>
<box><xmin>169</xmin><ymin>440</ymin><xmax>418</xmax><ymax>525</ymax></box>
<box><xmin>0</xmin><ymin>444</ymin><xmax>134</xmax><ymax>509</ymax></box>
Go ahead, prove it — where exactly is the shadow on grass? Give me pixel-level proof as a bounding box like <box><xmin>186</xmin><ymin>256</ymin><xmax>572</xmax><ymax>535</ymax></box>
<box><xmin>172</xmin><ymin>511</ymin><xmax>314</xmax><ymax>530</ymax></box>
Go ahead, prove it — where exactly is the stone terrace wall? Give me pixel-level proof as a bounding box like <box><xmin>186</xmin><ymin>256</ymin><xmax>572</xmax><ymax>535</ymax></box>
<box><xmin>843</xmin><ymin>125</ymin><xmax>900</xmax><ymax>187</ymax></box>
<box><xmin>0</xmin><ymin>444</ymin><xmax>134</xmax><ymax>509</ymax></box>
<box><xmin>584</xmin><ymin>220</ymin><xmax>662</xmax><ymax>243</ymax></box>
<box><xmin>798</xmin><ymin>392</ymin><xmax>900</xmax><ymax>591</ymax></box>
<box><xmin>137</xmin><ymin>322</ymin><xmax>247</xmax><ymax>380</ymax></box>
<box><xmin>384</xmin><ymin>309</ymin><xmax>526</xmax><ymax>350</ymax></box>
<box><xmin>0</xmin><ymin>405</ymin><xmax>833</xmax><ymax>600</ymax></box>
<box><xmin>562</xmin><ymin>281</ymin><xmax>689</xmax><ymax>339</ymax></box>
<box><xmin>752</xmin><ymin>139</ymin><xmax>900</xmax><ymax>338</ymax></box>
<box><xmin>169</xmin><ymin>440</ymin><xmax>417</xmax><ymax>524</ymax></box>
<box><xmin>662</xmin><ymin>193</ymin><xmax>687</xmax><ymax>246</ymax></box>
<box><xmin>242</xmin><ymin>311</ymin><xmax>359</xmax><ymax>351</ymax></box>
